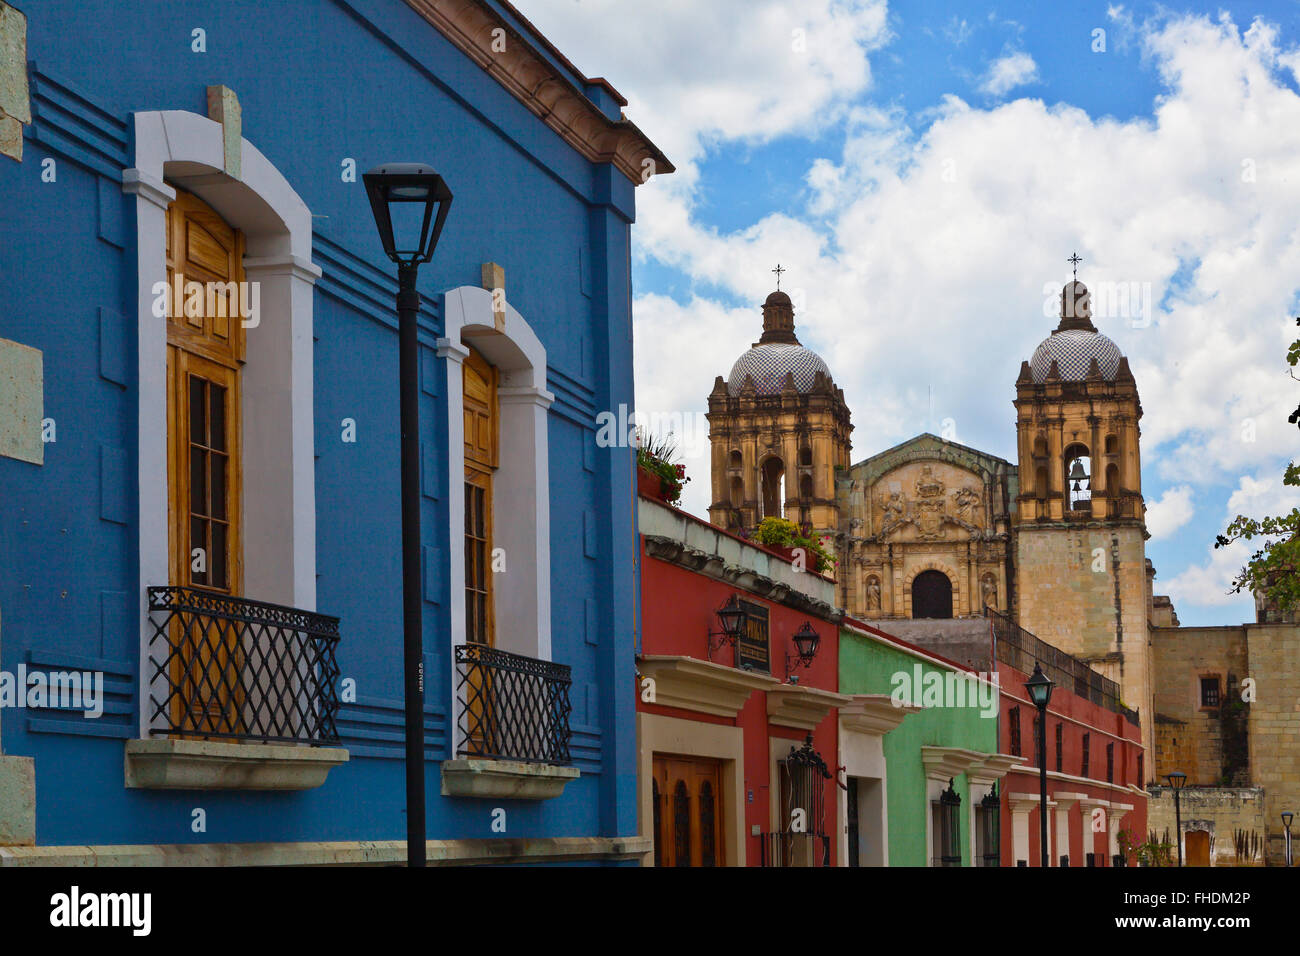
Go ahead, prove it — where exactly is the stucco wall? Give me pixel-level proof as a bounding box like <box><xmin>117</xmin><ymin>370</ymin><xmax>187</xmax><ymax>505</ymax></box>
<box><xmin>1146</xmin><ymin>786</ymin><xmax>1266</xmax><ymax>866</ymax></box>
<box><xmin>839</xmin><ymin>628</ymin><xmax>997</xmax><ymax>865</ymax></box>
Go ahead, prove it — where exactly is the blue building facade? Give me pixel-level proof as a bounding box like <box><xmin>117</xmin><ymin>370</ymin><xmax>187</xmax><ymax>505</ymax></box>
<box><xmin>0</xmin><ymin>0</ymin><xmax>668</xmax><ymax>864</ymax></box>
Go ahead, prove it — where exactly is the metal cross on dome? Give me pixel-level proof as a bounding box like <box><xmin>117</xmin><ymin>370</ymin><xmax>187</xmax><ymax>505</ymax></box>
<box><xmin>772</xmin><ymin>263</ymin><xmax>785</xmax><ymax>290</ymax></box>
<box><xmin>1068</xmin><ymin>252</ymin><xmax>1082</xmax><ymax>281</ymax></box>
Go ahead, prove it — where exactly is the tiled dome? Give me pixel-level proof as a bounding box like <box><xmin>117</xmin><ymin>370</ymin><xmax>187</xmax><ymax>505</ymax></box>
<box><xmin>1029</xmin><ymin>328</ymin><xmax>1123</xmax><ymax>383</ymax></box>
<box><xmin>728</xmin><ymin>343</ymin><xmax>832</xmax><ymax>395</ymax></box>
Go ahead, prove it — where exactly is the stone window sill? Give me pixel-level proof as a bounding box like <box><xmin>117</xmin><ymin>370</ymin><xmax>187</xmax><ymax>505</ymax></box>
<box><xmin>124</xmin><ymin>739</ymin><xmax>349</xmax><ymax>791</ymax></box>
<box><xmin>440</xmin><ymin>758</ymin><xmax>579</xmax><ymax>800</ymax></box>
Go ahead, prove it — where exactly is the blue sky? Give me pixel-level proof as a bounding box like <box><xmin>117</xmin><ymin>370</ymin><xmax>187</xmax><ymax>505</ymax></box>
<box><xmin>520</xmin><ymin>0</ymin><xmax>1300</xmax><ymax>626</ymax></box>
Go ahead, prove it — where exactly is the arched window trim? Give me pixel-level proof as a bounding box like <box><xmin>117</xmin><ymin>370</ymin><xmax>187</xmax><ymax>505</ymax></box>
<box><xmin>125</xmin><ymin>109</ymin><xmax>321</xmax><ymax>739</ymax></box>
<box><xmin>439</xmin><ymin>286</ymin><xmax>554</xmax><ymax>756</ymax></box>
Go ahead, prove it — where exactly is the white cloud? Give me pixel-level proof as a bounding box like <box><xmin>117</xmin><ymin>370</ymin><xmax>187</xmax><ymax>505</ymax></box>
<box><xmin>979</xmin><ymin>51</ymin><xmax>1039</xmax><ymax>96</ymax></box>
<box><xmin>1160</xmin><ymin>537</ymin><xmax>1251</xmax><ymax>609</ymax></box>
<box><xmin>1159</xmin><ymin>470</ymin><xmax>1300</xmax><ymax>610</ymax></box>
<box><xmin>1146</xmin><ymin>485</ymin><xmax>1195</xmax><ymax>539</ymax></box>
<box><xmin>514</xmin><ymin>0</ymin><xmax>890</xmax><ymax>181</ymax></box>
<box><xmin>519</xmin><ymin>4</ymin><xmax>1300</xmax><ymax>618</ymax></box>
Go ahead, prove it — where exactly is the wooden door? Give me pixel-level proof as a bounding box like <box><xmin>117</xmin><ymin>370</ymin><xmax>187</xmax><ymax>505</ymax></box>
<box><xmin>165</xmin><ymin>190</ymin><xmax>245</xmax><ymax>736</ymax></box>
<box><xmin>652</xmin><ymin>754</ymin><xmax>724</xmax><ymax>867</ymax></box>
<box><xmin>462</xmin><ymin>347</ymin><xmax>498</xmax><ymax>754</ymax></box>
<box><xmin>462</xmin><ymin>346</ymin><xmax>497</xmax><ymax>646</ymax></box>
<box><xmin>1185</xmin><ymin>830</ymin><xmax>1211</xmax><ymax>867</ymax></box>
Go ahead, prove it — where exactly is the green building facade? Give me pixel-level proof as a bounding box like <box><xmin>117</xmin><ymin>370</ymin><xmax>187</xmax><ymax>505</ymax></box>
<box><xmin>839</xmin><ymin>623</ymin><xmax>1009</xmax><ymax>867</ymax></box>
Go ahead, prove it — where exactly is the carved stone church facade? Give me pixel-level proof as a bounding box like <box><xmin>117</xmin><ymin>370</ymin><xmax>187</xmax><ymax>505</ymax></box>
<box><xmin>708</xmin><ymin>276</ymin><xmax>1300</xmax><ymax>856</ymax></box>
<box><xmin>708</xmin><ymin>279</ymin><xmax>1158</xmax><ymax>759</ymax></box>
<box><xmin>839</xmin><ymin>435</ymin><xmax>1016</xmax><ymax>622</ymax></box>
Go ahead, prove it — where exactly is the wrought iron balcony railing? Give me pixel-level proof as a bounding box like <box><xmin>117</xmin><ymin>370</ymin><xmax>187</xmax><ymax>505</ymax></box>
<box><xmin>454</xmin><ymin>642</ymin><xmax>572</xmax><ymax>764</ymax></box>
<box><xmin>987</xmin><ymin>607</ymin><xmax>1140</xmax><ymax>726</ymax></box>
<box><xmin>146</xmin><ymin>586</ymin><xmax>342</xmax><ymax>746</ymax></box>
<box><xmin>760</xmin><ymin>832</ymin><xmax>831</xmax><ymax>867</ymax></box>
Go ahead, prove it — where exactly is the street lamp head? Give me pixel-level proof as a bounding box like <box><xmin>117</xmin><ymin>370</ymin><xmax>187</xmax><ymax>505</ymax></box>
<box><xmin>363</xmin><ymin>163</ymin><xmax>453</xmax><ymax>266</ymax></box>
<box><xmin>1024</xmin><ymin>662</ymin><xmax>1054</xmax><ymax>709</ymax></box>
<box><xmin>1167</xmin><ymin>770</ymin><xmax>1187</xmax><ymax>791</ymax></box>
<box><xmin>1283</xmin><ymin>811</ymin><xmax>1294</xmax><ymax>829</ymax></box>
<box><xmin>792</xmin><ymin>621</ymin><xmax>820</xmax><ymax>663</ymax></box>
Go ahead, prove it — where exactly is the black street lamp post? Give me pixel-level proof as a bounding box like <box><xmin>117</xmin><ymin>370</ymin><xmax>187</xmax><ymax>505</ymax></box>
<box><xmin>1025</xmin><ymin>662</ymin><xmax>1054</xmax><ymax>868</ymax></box>
<box><xmin>1283</xmin><ymin>811</ymin><xmax>1294</xmax><ymax>867</ymax></box>
<box><xmin>364</xmin><ymin>163</ymin><xmax>453</xmax><ymax>868</ymax></box>
<box><xmin>1167</xmin><ymin>771</ymin><xmax>1187</xmax><ymax>867</ymax></box>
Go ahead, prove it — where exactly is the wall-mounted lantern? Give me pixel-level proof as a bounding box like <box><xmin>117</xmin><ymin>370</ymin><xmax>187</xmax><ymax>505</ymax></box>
<box><xmin>783</xmin><ymin>621</ymin><xmax>820</xmax><ymax>683</ymax></box>
<box><xmin>707</xmin><ymin>594</ymin><xmax>748</xmax><ymax>661</ymax></box>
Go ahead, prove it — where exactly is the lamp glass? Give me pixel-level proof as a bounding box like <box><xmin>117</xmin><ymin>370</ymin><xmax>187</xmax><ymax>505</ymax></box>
<box><xmin>793</xmin><ymin>622</ymin><xmax>819</xmax><ymax>661</ymax></box>
<box><xmin>1024</xmin><ymin>662</ymin><xmax>1054</xmax><ymax>708</ymax></box>
<box><xmin>1167</xmin><ymin>771</ymin><xmax>1187</xmax><ymax>791</ymax></box>
<box><xmin>716</xmin><ymin>595</ymin><xmax>746</xmax><ymax>639</ymax></box>
<box><xmin>363</xmin><ymin>163</ymin><xmax>453</xmax><ymax>266</ymax></box>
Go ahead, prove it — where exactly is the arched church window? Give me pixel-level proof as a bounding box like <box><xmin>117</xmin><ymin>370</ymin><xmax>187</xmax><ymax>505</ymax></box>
<box><xmin>761</xmin><ymin>456</ymin><xmax>785</xmax><ymax>519</ymax></box>
<box><xmin>912</xmin><ymin>570</ymin><xmax>953</xmax><ymax>619</ymax></box>
<box><xmin>1104</xmin><ymin>434</ymin><xmax>1118</xmax><ymax>455</ymax></box>
<box><xmin>730</xmin><ymin>475</ymin><xmax>744</xmax><ymax>509</ymax></box>
<box><xmin>1064</xmin><ymin>444</ymin><xmax>1091</xmax><ymax>511</ymax></box>
<box><xmin>729</xmin><ymin>449</ymin><xmax>743</xmax><ymax>470</ymax></box>
<box><xmin>799</xmin><ymin>474</ymin><xmax>813</xmax><ymax>499</ymax></box>
<box><xmin>799</xmin><ymin>446</ymin><xmax>812</xmax><ymax>466</ymax></box>
<box><xmin>1032</xmin><ymin>436</ymin><xmax>1049</xmax><ymax>458</ymax></box>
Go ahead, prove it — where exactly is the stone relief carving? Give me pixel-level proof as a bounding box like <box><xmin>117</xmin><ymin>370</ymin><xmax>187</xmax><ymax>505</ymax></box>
<box><xmin>872</xmin><ymin>465</ymin><xmax>984</xmax><ymax>541</ymax></box>
<box><xmin>879</xmin><ymin>490</ymin><xmax>906</xmax><ymax>536</ymax></box>
<box><xmin>952</xmin><ymin>486</ymin><xmax>983</xmax><ymax>526</ymax></box>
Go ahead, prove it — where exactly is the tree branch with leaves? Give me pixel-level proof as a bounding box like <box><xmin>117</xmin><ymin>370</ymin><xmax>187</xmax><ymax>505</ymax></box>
<box><xmin>1214</xmin><ymin>318</ymin><xmax>1300</xmax><ymax>615</ymax></box>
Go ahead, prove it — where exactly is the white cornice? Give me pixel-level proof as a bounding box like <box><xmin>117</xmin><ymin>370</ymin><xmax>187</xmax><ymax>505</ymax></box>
<box><xmin>638</xmin><ymin>655</ymin><xmax>778</xmax><ymax>719</ymax></box>
<box><xmin>967</xmin><ymin>753</ymin><xmax>1027</xmax><ymax>785</ymax></box>
<box><xmin>921</xmin><ymin>746</ymin><xmax>989</xmax><ymax>782</ymax></box>
<box><xmin>766</xmin><ymin>683</ymin><xmax>852</xmax><ymax>731</ymax></box>
<box><xmin>839</xmin><ymin>694</ymin><xmax>919</xmax><ymax>736</ymax></box>
<box><xmin>402</xmin><ymin>0</ymin><xmax>672</xmax><ymax>184</ymax></box>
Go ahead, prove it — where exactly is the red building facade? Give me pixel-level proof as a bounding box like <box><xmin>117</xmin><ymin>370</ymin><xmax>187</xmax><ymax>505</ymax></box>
<box><xmin>994</xmin><ymin>614</ymin><xmax>1147</xmax><ymax>866</ymax></box>
<box><xmin>637</xmin><ymin>495</ymin><xmax>847</xmax><ymax>866</ymax></box>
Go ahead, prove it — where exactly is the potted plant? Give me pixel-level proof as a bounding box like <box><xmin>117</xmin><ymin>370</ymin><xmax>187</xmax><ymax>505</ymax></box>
<box><xmin>754</xmin><ymin>517</ymin><xmax>835</xmax><ymax>575</ymax></box>
<box><xmin>635</xmin><ymin>431</ymin><xmax>688</xmax><ymax>505</ymax></box>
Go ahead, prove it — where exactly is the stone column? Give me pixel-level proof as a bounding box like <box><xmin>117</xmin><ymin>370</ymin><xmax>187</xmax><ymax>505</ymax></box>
<box><xmin>1054</xmin><ymin>792</ymin><xmax>1086</xmax><ymax>866</ymax></box>
<box><xmin>1008</xmin><ymin>794</ymin><xmax>1039</xmax><ymax>867</ymax></box>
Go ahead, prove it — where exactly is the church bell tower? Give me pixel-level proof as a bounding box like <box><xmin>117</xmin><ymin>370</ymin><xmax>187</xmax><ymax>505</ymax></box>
<box><xmin>707</xmin><ymin>280</ymin><xmax>851</xmax><ymax>540</ymax></box>
<box><xmin>1013</xmin><ymin>275</ymin><xmax>1154</xmax><ymax>758</ymax></box>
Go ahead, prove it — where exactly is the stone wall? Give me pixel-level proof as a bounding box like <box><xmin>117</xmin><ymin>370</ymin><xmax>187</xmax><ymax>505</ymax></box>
<box><xmin>1150</xmin><ymin>621</ymin><xmax>1300</xmax><ymax>864</ymax></box>
<box><xmin>1244</xmin><ymin>623</ymin><xmax>1300</xmax><ymax>865</ymax></box>
<box><xmin>1150</xmin><ymin>625</ymin><xmax>1250</xmax><ymax>786</ymax></box>
<box><xmin>1017</xmin><ymin>523</ymin><xmax>1153</xmax><ymax>759</ymax></box>
<box><xmin>866</xmin><ymin>617</ymin><xmax>994</xmax><ymax>672</ymax></box>
<box><xmin>1145</xmin><ymin>786</ymin><xmax>1266</xmax><ymax>867</ymax></box>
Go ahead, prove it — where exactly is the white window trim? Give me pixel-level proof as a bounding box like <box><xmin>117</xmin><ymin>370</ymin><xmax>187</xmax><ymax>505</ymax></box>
<box><xmin>123</xmin><ymin>109</ymin><xmax>321</xmax><ymax>738</ymax></box>
<box><xmin>438</xmin><ymin>286</ymin><xmax>553</xmax><ymax>752</ymax></box>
